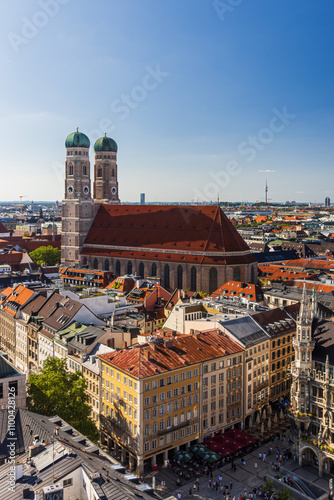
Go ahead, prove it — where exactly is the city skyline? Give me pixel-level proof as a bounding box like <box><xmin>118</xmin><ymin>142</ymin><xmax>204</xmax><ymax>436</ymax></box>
<box><xmin>1</xmin><ymin>1</ymin><xmax>334</xmax><ymax>203</ymax></box>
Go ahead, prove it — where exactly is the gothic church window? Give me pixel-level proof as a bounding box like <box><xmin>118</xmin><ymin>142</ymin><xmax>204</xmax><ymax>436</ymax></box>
<box><xmin>191</xmin><ymin>266</ymin><xmax>197</xmax><ymax>292</ymax></box>
<box><xmin>98</xmin><ymin>168</ymin><xmax>102</xmax><ymax>178</ymax></box>
<box><xmin>83</xmin><ymin>165</ymin><xmax>87</xmax><ymax>175</ymax></box>
<box><xmin>127</xmin><ymin>261</ymin><xmax>133</xmax><ymax>274</ymax></box>
<box><xmin>177</xmin><ymin>265</ymin><xmax>183</xmax><ymax>289</ymax></box>
<box><xmin>69</xmin><ymin>164</ymin><xmax>73</xmax><ymax>176</ymax></box>
<box><xmin>104</xmin><ymin>259</ymin><xmax>110</xmax><ymax>271</ymax></box>
<box><xmin>139</xmin><ymin>262</ymin><xmax>144</xmax><ymax>278</ymax></box>
<box><xmin>164</xmin><ymin>264</ymin><xmax>170</xmax><ymax>289</ymax></box>
<box><xmin>93</xmin><ymin>258</ymin><xmax>98</xmax><ymax>270</ymax></box>
<box><xmin>111</xmin><ymin>169</ymin><xmax>114</xmax><ymax>177</ymax></box>
<box><xmin>116</xmin><ymin>260</ymin><xmax>121</xmax><ymax>276</ymax></box>
<box><xmin>209</xmin><ymin>267</ymin><xmax>217</xmax><ymax>294</ymax></box>
<box><xmin>151</xmin><ymin>263</ymin><xmax>157</xmax><ymax>276</ymax></box>
<box><xmin>233</xmin><ymin>267</ymin><xmax>240</xmax><ymax>281</ymax></box>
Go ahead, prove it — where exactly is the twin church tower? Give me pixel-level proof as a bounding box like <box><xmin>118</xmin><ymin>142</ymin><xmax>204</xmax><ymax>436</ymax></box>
<box><xmin>61</xmin><ymin>129</ymin><xmax>119</xmax><ymax>266</ymax></box>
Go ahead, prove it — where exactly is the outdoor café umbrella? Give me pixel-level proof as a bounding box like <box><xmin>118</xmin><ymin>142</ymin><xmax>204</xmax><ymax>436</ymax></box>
<box><xmin>262</xmin><ymin>408</ymin><xmax>267</xmax><ymax>420</ymax></box>
<box><xmin>274</xmin><ymin>413</ymin><xmax>278</xmax><ymax>424</ymax></box>
<box><xmin>267</xmin><ymin>405</ymin><xmax>272</xmax><ymax>416</ymax></box>
<box><xmin>173</xmin><ymin>450</ymin><xmax>193</xmax><ymax>463</ymax></box>
<box><xmin>267</xmin><ymin>417</ymin><xmax>271</xmax><ymax>430</ymax></box>
<box><xmin>280</xmin><ymin>408</ymin><xmax>284</xmax><ymax>419</ymax></box>
<box><xmin>261</xmin><ymin>422</ymin><xmax>264</xmax><ymax>435</ymax></box>
<box><xmin>256</xmin><ymin>412</ymin><xmax>261</xmax><ymax>425</ymax></box>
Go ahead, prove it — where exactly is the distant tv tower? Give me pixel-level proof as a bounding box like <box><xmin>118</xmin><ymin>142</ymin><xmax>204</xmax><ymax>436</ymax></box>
<box><xmin>265</xmin><ymin>177</ymin><xmax>268</xmax><ymax>205</ymax></box>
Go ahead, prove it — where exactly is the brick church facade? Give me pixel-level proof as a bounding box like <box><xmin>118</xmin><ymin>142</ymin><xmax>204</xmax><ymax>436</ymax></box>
<box><xmin>61</xmin><ymin>130</ymin><xmax>257</xmax><ymax>294</ymax></box>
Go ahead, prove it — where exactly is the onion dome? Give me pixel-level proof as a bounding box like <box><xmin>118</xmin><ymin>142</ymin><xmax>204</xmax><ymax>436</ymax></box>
<box><xmin>65</xmin><ymin>128</ymin><xmax>90</xmax><ymax>148</ymax></box>
<box><xmin>94</xmin><ymin>133</ymin><xmax>118</xmax><ymax>153</ymax></box>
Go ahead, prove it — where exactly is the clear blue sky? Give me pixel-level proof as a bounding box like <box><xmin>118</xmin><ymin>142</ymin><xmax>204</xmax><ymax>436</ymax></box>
<box><xmin>0</xmin><ymin>0</ymin><xmax>333</xmax><ymax>203</ymax></box>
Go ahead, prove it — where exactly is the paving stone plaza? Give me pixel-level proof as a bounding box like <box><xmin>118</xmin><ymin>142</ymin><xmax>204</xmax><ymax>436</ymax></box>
<box><xmin>149</xmin><ymin>437</ymin><xmax>330</xmax><ymax>500</ymax></box>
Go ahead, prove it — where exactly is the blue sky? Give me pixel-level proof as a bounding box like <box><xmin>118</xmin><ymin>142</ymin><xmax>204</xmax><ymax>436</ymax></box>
<box><xmin>0</xmin><ymin>0</ymin><xmax>333</xmax><ymax>203</ymax></box>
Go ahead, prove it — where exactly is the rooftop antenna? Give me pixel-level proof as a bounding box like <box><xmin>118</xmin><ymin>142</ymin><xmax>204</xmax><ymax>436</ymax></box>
<box><xmin>265</xmin><ymin>177</ymin><xmax>268</xmax><ymax>205</ymax></box>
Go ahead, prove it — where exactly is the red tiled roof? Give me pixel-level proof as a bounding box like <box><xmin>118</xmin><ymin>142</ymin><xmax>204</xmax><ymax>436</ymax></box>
<box><xmin>210</xmin><ymin>281</ymin><xmax>263</xmax><ymax>302</ymax></box>
<box><xmin>0</xmin><ymin>222</ymin><xmax>9</xmax><ymax>233</ymax></box>
<box><xmin>99</xmin><ymin>329</ymin><xmax>244</xmax><ymax>378</ymax></box>
<box><xmin>83</xmin><ymin>205</ymin><xmax>254</xmax><ymax>261</ymax></box>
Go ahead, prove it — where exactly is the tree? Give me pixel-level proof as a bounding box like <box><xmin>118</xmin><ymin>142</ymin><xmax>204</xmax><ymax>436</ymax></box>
<box><xmin>27</xmin><ymin>358</ymin><xmax>99</xmax><ymax>442</ymax></box>
<box><xmin>29</xmin><ymin>245</ymin><xmax>61</xmax><ymax>266</ymax></box>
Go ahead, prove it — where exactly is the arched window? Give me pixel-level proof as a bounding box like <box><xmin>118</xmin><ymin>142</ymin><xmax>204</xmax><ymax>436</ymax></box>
<box><xmin>251</xmin><ymin>266</ymin><xmax>255</xmax><ymax>283</ymax></box>
<box><xmin>97</xmin><ymin>167</ymin><xmax>102</xmax><ymax>178</ymax></box>
<box><xmin>233</xmin><ymin>267</ymin><xmax>241</xmax><ymax>282</ymax></box>
<box><xmin>177</xmin><ymin>265</ymin><xmax>183</xmax><ymax>289</ymax></box>
<box><xmin>69</xmin><ymin>163</ymin><xmax>73</xmax><ymax>176</ymax></box>
<box><xmin>138</xmin><ymin>262</ymin><xmax>144</xmax><ymax>278</ymax></box>
<box><xmin>111</xmin><ymin>168</ymin><xmax>115</xmax><ymax>177</ymax></box>
<box><xmin>83</xmin><ymin>164</ymin><xmax>87</xmax><ymax>176</ymax></box>
<box><xmin>127</xmin><ymin>261</ymin><xmax>133</xmax><ymax>275</ymax></box>
<box><xmin>164</xmin><ymin>264</ymin><xmax>170</xmax><ymax>289</ymax></box>
<box><xmin>104</xmin><ymin>259</ymin><xmax>110</xmax><ymax>271</ymax></box>
<box><xmin>151</xmin><ymin>263</ymin><xmax>157</xmax><ymax>277</ymax></box>
<box><xmin>116</xmin><ymin>260</ymin><xmax>121</xmax><ymax>276</ymax></box>
<box><xmin>190</xmin><ymin>266</ymin><xmax>197</xmax><ymax>292</ymax></box>
<box><xmin>93</xmin><ymin>258</ymin><xmax>98</xmax><ymax>270</ymax></box>
<box><xmin>209</xmin><ymin>267</ymin><xmax>217</xmax><ymax>294</ymax></box>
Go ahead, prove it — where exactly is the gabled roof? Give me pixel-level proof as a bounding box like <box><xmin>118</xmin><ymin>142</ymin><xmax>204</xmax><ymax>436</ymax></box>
<box><xmin>83</xmin><ymin>205</ymin><xmax>254</xmax><ymax>263</ymax></box>
<box><xmin>0</xmin><ymin>222</ymin><xmax>9</xmax><ymax>234</ymax></box>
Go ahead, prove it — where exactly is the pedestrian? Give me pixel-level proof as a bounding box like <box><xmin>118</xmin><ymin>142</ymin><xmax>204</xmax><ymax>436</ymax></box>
<box><xmin>230</xmin><ymin>480</ymin><xmax>233</xmax><ymax>490</ymax></box>
<box><xmin>259</xmin><ymin>452</ymin><xmax>262</xmax><ymax>461</ymax></box>
<box><xmin>263</xmin><ymin>453</ymin><xmax>266</xmax><ymax>462</ymax></box>
<box><xmin>208</xmin><ymin>479</ymin><xmax>212</xmax><ymax>489</ymax></box>
<box><xmin>188</xmin><ymin>487</ymin><xmax>192</xmax><ymax>498</ymax></box>
<box><xmin>177</xmin><ymin>494</ymin><xmax>181</xmax><ymax>500</ymax></box>
<box><xmin>213</xmin><ymin>480</ymin><xmax>216</xmax><ymax>491</ymax></box>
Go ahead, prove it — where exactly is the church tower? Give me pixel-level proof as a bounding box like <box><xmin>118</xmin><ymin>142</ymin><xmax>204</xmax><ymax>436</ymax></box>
<box><xmin>291</xmin><ymin>284</ymin><xmax>315</xmax><ymax>413</ymax></box>
<box><xmin>93</xmin><ymin>134</ymin><xmax>119</xmax><ymax>204</ymax></box>
<box><xmin>61</xmin><ymin>129</ymin><xmax>95</xmax><ymax>267</ymax></box>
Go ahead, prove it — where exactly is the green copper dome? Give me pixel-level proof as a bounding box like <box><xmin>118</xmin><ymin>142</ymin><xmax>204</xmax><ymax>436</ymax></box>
<box><xmin>94</xmin><ymin>134</ymin><xmax>118</xmax><ymax>153</ymax></box>
<box><xmin>65</xmin><ymin>129</ymin><xmax>90</xmax><ymax>148</ymax></box>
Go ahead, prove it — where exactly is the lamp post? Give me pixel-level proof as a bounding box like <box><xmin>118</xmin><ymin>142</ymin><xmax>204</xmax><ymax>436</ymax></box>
<box><xmin>53</xmin><ymin>426</ymin><xmax>59</xmax><ymax>482</ymax></box>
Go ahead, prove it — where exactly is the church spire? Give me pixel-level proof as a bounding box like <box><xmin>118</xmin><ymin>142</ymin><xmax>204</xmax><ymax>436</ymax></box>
<box><xmin>299</xmin><ymin>282</ymin><xmax>313</xmax><ymax>325</ymax></box>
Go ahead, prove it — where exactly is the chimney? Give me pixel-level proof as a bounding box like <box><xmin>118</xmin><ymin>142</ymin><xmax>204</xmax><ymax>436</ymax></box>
<box><xmin>29</xmin><ymin>443</ymin><xmax>45</xmax><ymax>458</ymax></box>
<box><xmin>143</xmin><ymin>350</ymin><xmax>151</xmax><ymax>361</ymax></box>
<box><xmin>110</xmin><ymin>312</ymin><xmax>114</xmax><ymax>327</ymax></box>
<box><xmin>122</xmin><ymin>341</ymin><xmax>127</xmax><ymax>349</ymax></box>
<box><xmin>14</xmin><ymin>462</ymin><xmax>23</xmax><ymax>481</ymax></box>
<box><xmin>189</xmin><ymin>329</ymin><xmax>194</xmax><ymax>335</ymax></box>
<box><xmin>107</xmin><ymin>338</ymin><xmax>115</xmax><ymax>349</ymax></box>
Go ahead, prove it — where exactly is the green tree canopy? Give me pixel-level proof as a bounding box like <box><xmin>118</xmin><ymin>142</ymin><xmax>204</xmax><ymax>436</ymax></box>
<box><xmin>29</xmin><ymin>245</ymin><xmax>61</xmax><ymax>266</ymax></box>
<box><xmin>27</xmin><ymin>358</ymin><xmax>99</xmax><ymax>442</ymax></box>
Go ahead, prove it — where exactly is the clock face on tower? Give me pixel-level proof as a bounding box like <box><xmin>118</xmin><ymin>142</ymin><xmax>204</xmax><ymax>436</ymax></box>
<box><xmin>83</xmin><ymin>186</ymin><xmax>89</xmax><ymax>194</ymax></box>
<box><xmin>67</xmin><ymin>185</ymin><xmax>74</xmax><ymax>194</ymax></box>
<box><xmin>111</xmin><ymin>186</ymin><xmax>117</xmax><ymax>195</ymax></box>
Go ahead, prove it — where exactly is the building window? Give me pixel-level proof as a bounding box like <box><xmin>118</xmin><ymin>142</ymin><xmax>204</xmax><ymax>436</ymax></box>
<box><xmin>104</xmin><ymin>259</ymin><xmax>109</xmax><ymax>271</ymax></box>
<box><xmin>139</xmin><ymin>262</ymin><xmax>144</xmax><ymax>278</ymax></box>
<box><xmin>164</xmin><ymin>264</ymin><xmax>170</xmax><ymax>289</ymax></box>
<box><xmin>127</xmin><ymin>261</ymin><xmax>132</xmax><ymax>274</ymax></box>
<box><xmin>0</xmin><ymin>384</ymin><xmax>3</xmax><ymax>399</ymax></box>
<box><xmin>68</xmin><ymin>164</ymin><xmax>73</xmax><ymax>176</ymax></box>
<box><xmin>93</xmin><ymin>258</ymin><xmax>98</xmax><ymax>270</ymax></box>
<box><xmin>190</xmin><ymin>266</ymin><xmax>197</xmax><ymax>292</ymax></box>
<box><xmin>83</xmin><ymin>164</ymin><xmax>87</xmax><ymax>175</ymax></box>
<box><xmin>98</xmin><ymin>167</ymin><xmax>102</xmax><ymax>177</ymax></box>
<box><xmin>233</xmin><ymin>267</ymin><xmax>240</xmax><ymax>281</ymax></box>
<box><xmin>177</xmin><ymin>265</ymin><xmax>183</xmax><ymax>289</ymax></box>
<box><xmin>116</xmin><ymin>260</ymin><xmax>121</xmax><ymax>276</ymax></box>
<box><xmin>151</xmin><ymin>263</ymin><xmax>157</xmax><ymax>277</ymax></box>
<box><xmin>209</xmin><ymin>267</ymin><xmax>217</xmax><ymax>294</ymax></box>
<box><xmin>63</xmin><ymin>478</ymin><xmax>73</xmax><ymax>488</ymax></box>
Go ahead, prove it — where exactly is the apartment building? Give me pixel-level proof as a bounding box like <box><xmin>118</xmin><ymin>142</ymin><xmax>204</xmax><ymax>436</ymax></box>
<box><xmin>98</xmin><ymin>330</ymin><xmax>243</xmax><ymax>474</ymax></box>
